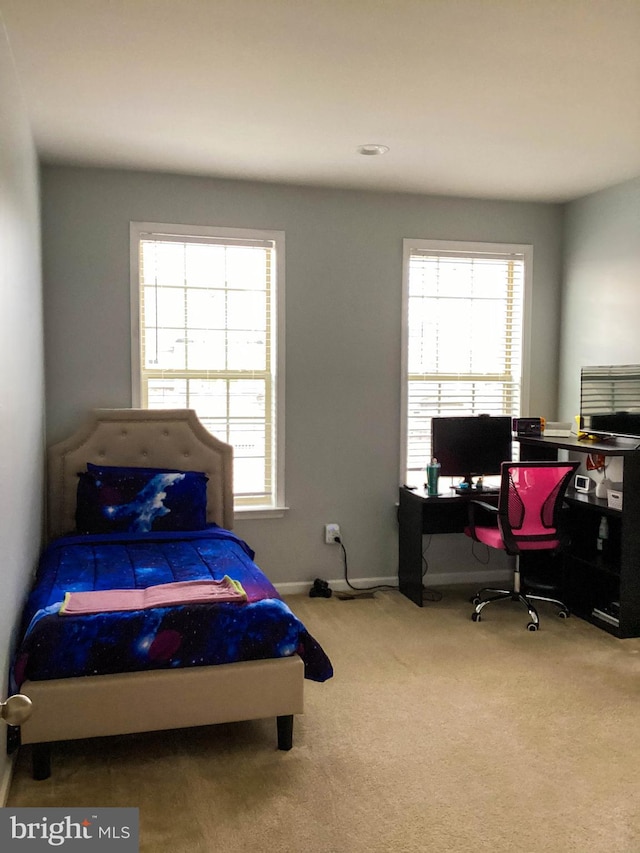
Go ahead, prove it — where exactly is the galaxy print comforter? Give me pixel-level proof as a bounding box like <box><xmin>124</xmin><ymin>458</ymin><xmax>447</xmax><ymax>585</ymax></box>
<box><xmin>12</xmin><ymin>526</ymin><xmax>333</xmax><ymax>689</ymax></box>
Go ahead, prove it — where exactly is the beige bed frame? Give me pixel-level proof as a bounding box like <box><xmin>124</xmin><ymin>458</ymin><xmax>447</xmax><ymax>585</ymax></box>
<box><xmin>18</xmin><ymin>409</ymin><xmax>304</xmax><ymax>779</ymax></box>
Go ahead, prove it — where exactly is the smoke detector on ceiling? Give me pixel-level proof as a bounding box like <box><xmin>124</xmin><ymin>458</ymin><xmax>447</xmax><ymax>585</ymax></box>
<box><xmin>356</xmin><ymin>144</ymin><xmax>389</xmax><ymax>156</ymax></box>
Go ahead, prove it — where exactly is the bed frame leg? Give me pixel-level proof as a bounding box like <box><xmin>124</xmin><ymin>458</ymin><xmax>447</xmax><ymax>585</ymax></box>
<box><xmin>276</xmin><ymin>714</ymin><xmax>294</xmax><ymax>750</ymax></box>
<box><xmin>31</xmin><ymin>743</ymin><xmax>51</xmax><ymax>780</ymax></box>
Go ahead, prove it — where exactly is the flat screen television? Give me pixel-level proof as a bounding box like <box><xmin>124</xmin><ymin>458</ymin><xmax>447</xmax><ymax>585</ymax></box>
<box><xmin>580</xmin><ymin>365</ymin><xmax>640</xmax><ymax>444</ymax></box>
<box><xmin>431</xmin><ymin>415</ymin><xmax>513</xmax><ymax>486</ymax></box>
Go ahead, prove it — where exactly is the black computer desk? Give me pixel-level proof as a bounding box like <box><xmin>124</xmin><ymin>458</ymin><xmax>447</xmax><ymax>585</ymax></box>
<box><xmin>398</xmin><ymin>485</ymin><xmax>499</xmax><ymax>606</ymax></box>
<box><xmin>399</xmin><ymin>436</ymin><xmax>640</xmax><ymax>635</ymax></box>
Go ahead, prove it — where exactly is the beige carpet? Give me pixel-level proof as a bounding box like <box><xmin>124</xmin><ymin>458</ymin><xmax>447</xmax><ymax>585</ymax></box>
<box><xmin>8</xmin><ymin>587</ymin><xmax>640</xmax><ymax>852</ymax></box>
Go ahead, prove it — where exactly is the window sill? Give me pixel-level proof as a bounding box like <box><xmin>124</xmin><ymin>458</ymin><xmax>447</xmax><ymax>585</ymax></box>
<box><xmin>234</xmin><ymin>506</ymin><xmax>289</xmax><ymax>520</ymax></box>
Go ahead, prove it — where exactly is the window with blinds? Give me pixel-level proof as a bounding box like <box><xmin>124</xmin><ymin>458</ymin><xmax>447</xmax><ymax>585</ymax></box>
<box><xmin>580</xmin><ymin>364</ymin><xmax>640</xmax><ymax>416</ymax></box>
<box><xmin>401</xmin><ymin>239</ymin><xmax>530</xmax><ymax>485</ymax></box>
<box><xmin>130</xmin><ymin>223</ymin><xmax>285</xmax><ymax>511</ymax></box>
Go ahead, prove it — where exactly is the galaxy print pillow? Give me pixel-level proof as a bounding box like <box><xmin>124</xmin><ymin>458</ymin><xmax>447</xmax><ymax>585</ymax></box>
<box><xmin>76</xmin><ymin>464</ymin><xmax>209</xmax><ymax>534</ymax></box>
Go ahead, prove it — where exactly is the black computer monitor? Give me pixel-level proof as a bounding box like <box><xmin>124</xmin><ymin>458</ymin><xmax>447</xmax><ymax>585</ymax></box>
<box><xmin>431</xmin><ymin>415</ymin><xmax>512</xmax><ymax>486</ymax></box>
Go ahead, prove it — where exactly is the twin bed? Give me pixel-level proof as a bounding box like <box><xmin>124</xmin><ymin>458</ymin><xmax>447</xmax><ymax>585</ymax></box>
<box><xmin>12</xmin><ymin>408</ymin><xmax>332</xmax><ymax>779</ymax></box>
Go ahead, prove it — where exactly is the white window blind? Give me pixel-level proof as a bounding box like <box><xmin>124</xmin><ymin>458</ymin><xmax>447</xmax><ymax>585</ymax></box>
<box><xmin>401</xmin><ymin>239</ymin><xmax>530</xmax><ymax>485</ymax></box>
<box><xmin>131</xmin><ymin>223</ymin><xmax>285</xmax><ymax>511</ymax></box>
<box><xmin>581</xmin><ymin>364</ymin><xmax>640</xmax><ymax>416</ymax></box>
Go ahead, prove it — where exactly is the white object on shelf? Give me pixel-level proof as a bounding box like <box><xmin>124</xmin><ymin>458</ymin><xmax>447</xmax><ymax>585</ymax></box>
<box><xmin>543</xmin><ymin>422</ymin><xmax>572</xmax><ymax>436</ymax></box>
<box><xmin>592</xmin><ymin>607</ymin><xmax>620</xmax><ymax>627</ymax></box>
<box><xmin>607</xmin><ymin>489</ymin><xmax>623</xmax><ymax>510</ymax></box>
<box><xmin>595</xmin><ymin>477</ymin><xmax>613</xmax><ymax>499</ymax></box>
<box><xmin>596</xmin><ymin>516</ymin><xmax>609</xmax><ymax>551</ymax></box>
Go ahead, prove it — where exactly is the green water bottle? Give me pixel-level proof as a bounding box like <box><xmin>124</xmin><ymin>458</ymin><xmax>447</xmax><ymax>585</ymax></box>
<box><xmin>426</xmin><ymin>458</ymin><xmax>440</xmax><ymax>496</ymax></box>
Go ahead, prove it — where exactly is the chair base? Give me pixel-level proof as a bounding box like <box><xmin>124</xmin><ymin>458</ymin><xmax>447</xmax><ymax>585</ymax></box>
<box><xmin>471</xmin><ymin>586</ymin><xmax>570</xmax><ymax>631</ymax></box>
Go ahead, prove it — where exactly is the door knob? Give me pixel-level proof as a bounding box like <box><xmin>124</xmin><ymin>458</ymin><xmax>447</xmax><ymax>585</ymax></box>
<box><xmin>0</xmin><ymin>694</ymin><xmax>33</xmax><ymax>726</ymax></box>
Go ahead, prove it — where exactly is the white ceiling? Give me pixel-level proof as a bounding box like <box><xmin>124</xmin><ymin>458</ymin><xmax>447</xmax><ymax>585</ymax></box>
<box><xmin>2</xmin><ymin>0</ymin><xmax>639</xmax><ymax>202</ymax></box>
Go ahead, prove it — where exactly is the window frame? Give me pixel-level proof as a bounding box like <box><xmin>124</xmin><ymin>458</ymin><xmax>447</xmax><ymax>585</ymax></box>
<box><xmin>400</xmin><ymin>238</ymin><xmax>532</xmax><ymax>485</ymax></box>
<box><xmin>130</xmin><ymin>221</ymin><xmax>287</xmax><ymax>517</ymax></box>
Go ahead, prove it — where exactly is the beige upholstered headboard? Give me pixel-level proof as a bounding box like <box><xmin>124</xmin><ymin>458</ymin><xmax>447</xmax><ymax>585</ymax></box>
<box><xmin>47</xmin><ymin>409</ymin><xmax>234</xmax><ymax>540</ymax></box>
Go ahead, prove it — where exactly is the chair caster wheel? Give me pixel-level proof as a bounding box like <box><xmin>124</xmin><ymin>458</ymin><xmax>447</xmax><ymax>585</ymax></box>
<box><xmin>558</xmin><ymin>609</ymin><xmax>570</xmax><ymax>619</ymax></box>
<box><xmin>471</xmin><ymin>612</ymin><xmax>481</xmax><ymax>622</ymax></box>
<box><xmin>470</xmin><ymin>596</ymin><xmax>481</xmax><ymax>606</ymax></box>
<box><xmin>526</xmin><ymin>622</ymin><xmax>539</xmax><ymax>631</ymax></box>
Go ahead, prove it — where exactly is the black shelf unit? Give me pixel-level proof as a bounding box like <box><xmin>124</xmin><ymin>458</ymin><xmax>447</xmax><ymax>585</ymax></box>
<box><xmin>518</xmin><ymin>434</ymin><xmax>640</xmax><ymax>638</ymax></box>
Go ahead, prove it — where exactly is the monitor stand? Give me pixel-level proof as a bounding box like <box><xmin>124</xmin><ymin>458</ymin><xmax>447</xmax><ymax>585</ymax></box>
<box><xmin>451</xmin><ymin>474</ymin><xmax>474</xmax><ymax>496</ymax></box>
<box><xmin>451</xmin><ymin>475</ymin><xmax>497</xmax><ymax>496</ymax></box>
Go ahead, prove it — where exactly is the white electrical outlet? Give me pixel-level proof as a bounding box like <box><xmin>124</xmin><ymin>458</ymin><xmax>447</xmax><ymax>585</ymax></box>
<box><xmin>325</xmin><ymin>523</ymin><xmax>341</xmax><ymax>544</ymax></box>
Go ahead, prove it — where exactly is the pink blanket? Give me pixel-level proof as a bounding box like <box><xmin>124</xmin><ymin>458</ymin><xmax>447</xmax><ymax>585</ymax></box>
<box><xmin>60</xmin><ymin>576</ymin><xmax>247</xmax><ymax>615</ymax></box>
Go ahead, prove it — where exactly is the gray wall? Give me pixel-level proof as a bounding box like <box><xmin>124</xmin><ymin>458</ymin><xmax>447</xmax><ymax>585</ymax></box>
<box><xmin>0</xmin><ymin>23</ymin><xmax>45</xmax><ymax>793</ymax></box>
<box><xmin>559</xmin><ymin>177</ymin><xmax>640</xmax><ymax>419</ymax></box>
<box><xmin>42</xmin><ymin>166</ymin><xmax>564</xmax><ymax>586</ymax></box>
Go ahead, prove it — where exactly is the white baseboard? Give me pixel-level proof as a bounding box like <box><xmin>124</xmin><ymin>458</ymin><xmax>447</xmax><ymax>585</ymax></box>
<box><xmin>276</xmin><ymin>576</ymin><xmax>397</xmax><ymax>596</ymax></box>
<box><xmin>0</xmin><ymin>752</ymin><xmax>16</xmax><ymax>807</ymax></box>
<box><xmin>275</xmin><ymin>568</ymin><xmax>511</xmax><ymax>597</ymax></box>
<box><xmin>424</xmin><ymin>569</ymin><xmax>511</xmax><ymax>587</ymax></box>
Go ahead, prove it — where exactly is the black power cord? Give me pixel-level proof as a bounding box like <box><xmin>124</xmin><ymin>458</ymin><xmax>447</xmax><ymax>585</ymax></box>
<box><xmin>333</xmin><ymin>536</ymin><xmax>400</xmax><ymax>600</ymax></box>
<box><xmin>421</xmin><ymin>535</ymin><xmax>443</xmax><ymax>602</ymax></box>
<box><xmin>320</xmin><ymin>533</ymin><xmax>443</xmax><ymax>603</ymax></box>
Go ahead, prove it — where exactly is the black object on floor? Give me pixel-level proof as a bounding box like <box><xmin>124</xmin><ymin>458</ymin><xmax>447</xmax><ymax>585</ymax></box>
<box><xmin>336</xmin><ymin>591</ymin><xmax>376</xmax><ymax>600</ymax></box>
<box><xmin>309</xmin><ymin>578</ymin><xmax>332</xmax><ymax>598</ymax></box>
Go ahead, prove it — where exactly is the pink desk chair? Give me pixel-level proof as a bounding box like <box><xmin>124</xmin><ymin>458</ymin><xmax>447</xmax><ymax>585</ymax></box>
<box><xmin>466</xmin><ymin>461</ymin><xmax>579</xmax><ymax>631</ymax></box>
